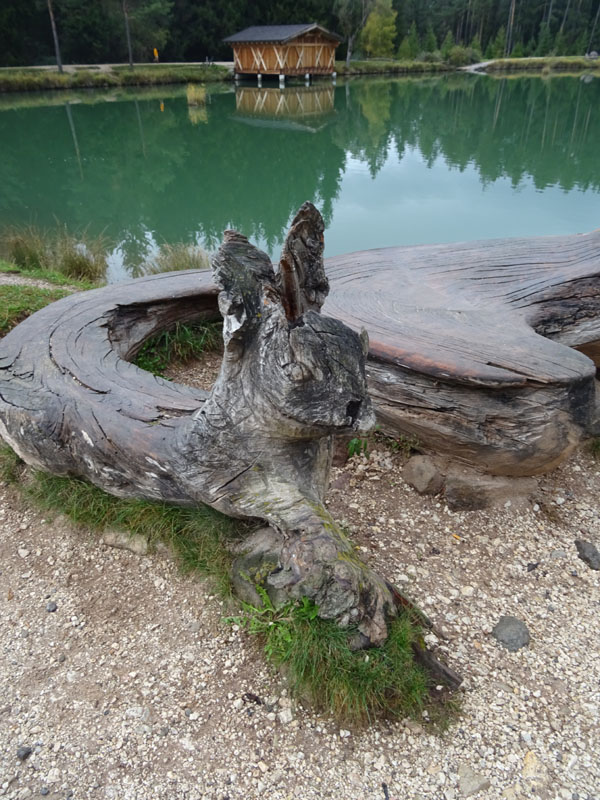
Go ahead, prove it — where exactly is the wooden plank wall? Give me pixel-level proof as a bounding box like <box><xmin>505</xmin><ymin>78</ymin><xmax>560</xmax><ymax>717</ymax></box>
<box><xmin>233</xmin><ymin>33</ymin><xmax>337</xmax><ymax>75</ymax></box>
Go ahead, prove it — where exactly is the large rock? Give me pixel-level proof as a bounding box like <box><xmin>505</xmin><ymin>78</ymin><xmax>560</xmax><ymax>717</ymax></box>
<box><xmin>445</xmin><ymin>474</ymin><xmax>536</xmax><ymax>511</ymax></box>
<box><xmin>491</xmin><ymin>615</ymin><xmax>530</xmax><ymax>652</ymax></box>
<box><xmin>575</xmin><ymin>539</ymin><xmax>600</xmax><ymax>570</ymax></box>
<box><xmin>102</xmin><ymin>529</ymin><xmax>148</xmax><ymax>556</ymax></box>
<box><xmin>402</xmin><ymin>455</ymin><xmax>443</xmax><ymax>496</ymax></box>
<box><xmin>457</xmin><ymin>764</ymin><xmax>491</xmax><ymax>796</ymax></box>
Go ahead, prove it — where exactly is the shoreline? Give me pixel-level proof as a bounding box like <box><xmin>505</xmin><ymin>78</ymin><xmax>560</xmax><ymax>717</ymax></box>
<box><xmin>1</xmin><ymin>56</ymin><xmax>598</xmax><ymax>93</ymax></box>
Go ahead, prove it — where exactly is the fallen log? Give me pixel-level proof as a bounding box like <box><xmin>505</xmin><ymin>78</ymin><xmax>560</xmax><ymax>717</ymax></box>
<box><xmin>324</xmin><ymin>230</ymin><xmax>600</xmax><ymax>475</ymax></box>
<box><xmin>0</xmin><ymin>204</ymin><xmax>398</xmax><ymax>646</ymax></box>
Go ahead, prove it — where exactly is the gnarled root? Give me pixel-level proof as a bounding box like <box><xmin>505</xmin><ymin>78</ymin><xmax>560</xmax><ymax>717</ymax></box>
<box><xmin>231</xmin><ymin>522</ymin><xmax>396</xmax><ymax>647</ymax></box>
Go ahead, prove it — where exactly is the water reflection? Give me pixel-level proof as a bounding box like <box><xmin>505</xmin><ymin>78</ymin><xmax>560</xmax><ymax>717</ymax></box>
<box><xmin>0</xmin><ymin>74</ymin><xmax>598</xmax><ymax>279</ymax></box>
<box><xmin>233</xmin><ymin>85</ymin><xmax>336</xmax><ymax>133</ymax></box>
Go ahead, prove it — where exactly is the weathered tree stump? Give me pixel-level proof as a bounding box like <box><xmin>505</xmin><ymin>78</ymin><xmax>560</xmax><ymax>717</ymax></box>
<box><xmin>0</xmin><ymin>204</ymin><xmax>399</xmax><ymax>646</ymax></box>
<box><xmin>324</xmin><ymin>229</ymin><xmax>600</xmax><ymax>475</ymax></box>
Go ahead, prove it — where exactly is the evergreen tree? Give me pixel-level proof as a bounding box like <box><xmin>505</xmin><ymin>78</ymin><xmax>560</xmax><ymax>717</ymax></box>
<box><xmin>536</xmin><ymin>22</ymin><xmax>553</xmax><ymax>56</ymax></box>
<box><xmin>397</xmin><ymin>34</ymin><xmax>411</xmax><ymax>59</ymax></box>
<box><xmin>553</xmin><ymin>29</ymin><xmax>568</xmax><ymax>55</ymax></box>
<box><xmin>423</xmin><ymin>22</ymin><xmax>437</xmax><ymax>53</ymax></box>
<box><xmin>469</xmin><ymin>34</ymin><xmax>482</xmax><ymax>60</ymax></box>
<box><xmin>440</xmin><ymin>29</ymin><xmax>454</xmax><ymax>59</ymax></box>
<box><xmin>406</xmin><ymin>20</ymin><xmax>419</xmax><ymax>57</ymax></box>
<box><xmin>362</xmin><ymin>0</ymin><xmax>397</xmax><ymax>58</ymax></box>
<box><xmin>491</xmin><ymin>25</ymin><xmax>506</xmax><ymax>58</ymax></box>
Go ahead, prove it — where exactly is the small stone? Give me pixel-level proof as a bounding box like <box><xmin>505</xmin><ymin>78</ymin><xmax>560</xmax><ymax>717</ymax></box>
<box><xmin>403</xmin><ymin>455</ymin><xmax>443</xmax><ymax>496</ymax></box>
<box><xmin>102</xmin><ymin>529</ymin><xmax>148</xmax><ymax>556</ymax></box>
<box><xmin>46</xmin><ymin>602</ymin><xmax>57</xmax><ymax>613</ymax></box>
<box><xmin>457</xmin><ymin>764</ymin><xmax>491</xmax><ymax>797</ymax></box>
<box><xmin>574</xmin><ymin>539</ymin><xmax>600</xmax><ymax>570</ymax></box>
<box><xmin>492</xmin><ymin>616</ymin><xmax>530</xmax><ymax>651</ymax></box>
<box><xmin>16</xmin><ymin>745</ymin><xmax>32</xmax><ymax>761</ymax></box>
<box><xmin>522</xmin><ymin>750</ymin><xmax>542</xmax><ymax>778</ymax></box>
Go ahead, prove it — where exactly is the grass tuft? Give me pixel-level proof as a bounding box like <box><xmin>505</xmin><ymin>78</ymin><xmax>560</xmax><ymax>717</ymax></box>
<box><xmin>588</xmin><ymin>437</ymin><xmax>600</xmax><ymax>460</ymax></box>
<box><xmin>231</xmin><ymin>591</ymin><xmax>431</xmax><ymax>725</ymax></box>
<box><xmin>0</xmin><ymin>446</ymin><xmax>24</xmax><ymax>483</ymax></box>
<box><xmin>140</xmin><ymin>242</ymin><xmax>210</xmax><ymax>275</ymax></box>
<box><xmin>134</xmin><ymin>321</ymin><xmax>221</xmax><ymax>377</ymax></box>
<box><xmin>0</xmin><ymin>284</ymin><xmax>70</xmax><ymax>335</ymax></box>
<box><xmin>0</xmin><ymin>224</ymin><xmax>107</xmax><ymax>282</ymax></box>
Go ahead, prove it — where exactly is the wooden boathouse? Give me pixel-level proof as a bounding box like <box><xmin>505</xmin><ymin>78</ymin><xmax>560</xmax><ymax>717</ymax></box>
<box><xmin>224</xmin><ymin>24</ymin><xmax>342</xmax><ymax>78</ymax></box>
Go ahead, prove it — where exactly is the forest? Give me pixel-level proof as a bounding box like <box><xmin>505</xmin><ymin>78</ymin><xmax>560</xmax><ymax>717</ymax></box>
<box><xmin>1</xmin><ymin>0</ymin><xmax>598</xmax><ymax>68</ymax></box>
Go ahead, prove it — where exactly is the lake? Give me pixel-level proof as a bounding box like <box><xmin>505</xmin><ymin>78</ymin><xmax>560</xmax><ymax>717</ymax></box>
<box><xmin>0</xmin><ymin>73</ymin><xmax>598</xmax><ymax>281</ymax></box>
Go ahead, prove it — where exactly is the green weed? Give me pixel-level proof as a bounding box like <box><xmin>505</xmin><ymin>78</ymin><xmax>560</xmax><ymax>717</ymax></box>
<box><xmin>134</xmin><ymin>321</ymin><xmax>221</xmax><ymax>377</ymax></box>
<box><xmin>348</xmin><ymin>437</ymin><xmax>369</xmax><ymax>458</ymax></box>
<box><xmin>230</xmin><ymin>589</ymin><xmax>431</xmax><ymax>725</ymax></box>
<box><xmin>0</xmin><ymin>224</ymin><xmax>107</xmax><ymax>282</ymax></box>
<box><xmin>0</xmin><ymin>446</ymin><xmax>23</xmax><ymax>483</ymax></box>
<box><xmin>588</xmin><ymin>437</ymin><xmax>600</xmax><ymax>460</ymax></box>
<box><xmin>140</xmin><ymin>242</ymin><xmax>210</xmax><ymax>275</ymax></box>
<box><xmin>0</xmin><ymin>284</ymin><xmax>70</xmax><ymax>335</ymax></box>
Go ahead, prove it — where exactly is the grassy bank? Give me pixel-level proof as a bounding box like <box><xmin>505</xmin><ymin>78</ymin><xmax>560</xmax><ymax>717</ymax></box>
<box><xmin>483</xmin><ymin>56</ymin><xmax>600</xmax><ymax>73</ymax></box>
<box><xmin>0</xmin><ymin>64</ymin><xmax>229</xmax><ymax>93</ymax></box>
<box><xmin>336</xmin><ymin>59</ymin><xmax>451</xmax><ymax>75</ymax></box>
<box><xmin>0</xmin><ymin>258</ymin><xmax>96</xmax><ymax>334</ymax></box>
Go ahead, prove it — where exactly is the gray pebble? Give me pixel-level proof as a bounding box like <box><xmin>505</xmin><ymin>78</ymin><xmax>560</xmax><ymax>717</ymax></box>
<box><xmin>491</xmin><ymin>615</ymin><xmax>530</xmax><ymax>651</ymax></box>
<box><xmin>575</xmin><ymin>539</ymin><xmax>600</xmax><ymax>570</ymax></box>
<box><xmin>17</xmin><ymin>745</ymin><xmax>32</xmax><ymax>761</ymax></box>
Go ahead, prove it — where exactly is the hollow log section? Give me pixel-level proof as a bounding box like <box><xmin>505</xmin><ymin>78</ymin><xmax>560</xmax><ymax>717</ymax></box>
<box><xmin>324</xmin><ymin>230</ymin><xmax>600</xmax><ymax>475</ymax></box>
<box><xmin>0</xmin><ymin>204</ymin><xmax>404</xmax><ymax>650</ymax></box>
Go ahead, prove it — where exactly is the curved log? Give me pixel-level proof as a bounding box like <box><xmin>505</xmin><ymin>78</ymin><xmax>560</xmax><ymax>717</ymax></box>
<box><xmin>323</xmin><ymin>230</ymin><xmax>600</xmax><ymax>475</ymax></box>
<box><xmin>0</xmin><ymin>203</ymin><xmax>397</xmax><ymax>646</ymax></box>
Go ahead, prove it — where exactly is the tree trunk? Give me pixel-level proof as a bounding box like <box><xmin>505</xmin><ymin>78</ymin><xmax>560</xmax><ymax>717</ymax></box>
<box><xmin>47</xmin><ymin>0</ymin><xmax>63</xmax><ymax>74</ymax></box>
<box><xmin>346</xmin><ymin>33</ymin><xmax>354</xmax><ymax>66</ymax></box>
<box><xmin>0</xmin><ymin>204</ymin><xmax>398</xmax><ymax>647</ymax></box>
<box><xmin>122</xmin><ymin>0</ymin><xmax>134</xmax><ymax>69</ymax></box>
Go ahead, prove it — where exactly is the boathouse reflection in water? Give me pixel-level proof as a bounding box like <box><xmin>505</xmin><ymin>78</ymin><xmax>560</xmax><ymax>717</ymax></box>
<box><xmin>233</xmin><ymin>85</ymin><xmax>336</xmax><ymax>132</ymax></box>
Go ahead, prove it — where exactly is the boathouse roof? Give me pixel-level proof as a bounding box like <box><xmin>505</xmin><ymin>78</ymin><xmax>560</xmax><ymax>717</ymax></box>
<box><xmin>223</xmin><ymin>24</ymin><xmax>342</xmax><ymax>44</ymax></box>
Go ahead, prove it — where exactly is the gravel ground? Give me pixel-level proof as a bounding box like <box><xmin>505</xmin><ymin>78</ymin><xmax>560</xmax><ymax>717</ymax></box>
<box><xmin>1</xmin><ymin>360</ymin><xmax>599</xmax><ymax>800</ymax></box>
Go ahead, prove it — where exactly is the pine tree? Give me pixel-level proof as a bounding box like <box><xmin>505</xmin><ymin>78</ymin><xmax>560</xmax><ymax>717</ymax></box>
<box><xmin>536</xmin><ymin>23</ymin><xmax>553</xmax><ymax>56</ymax></box>
<box><xmin>492</xmin><ymin>25</ymin><xmax>506</xmax><ymax>58</ymax></box>
<box><xmin>397</xmin><ymin>34</ymin><xmax>411</xmax><ymax>59</ymax></box>
<box><xmin>469</xmin><ymin>34</ymin><xmax>482</xmax><ymax>61</ymax></box>
<box><xmin>407</xmin><ymin>20</ymin><xmax>420</xmax><ymax>58</ymax></box>
<box><xmin>362</xmin><ymin>0</ymin><xmax>397</xmax><ymax>58</ymax></box>
<box><xmin>423</xmin><ymin>22</ymin><xmax>437</xmax><ymax>53</ymax></box>
<box><xmin>440</xmin><ymin>29</ymin><xmax>454</xmax><ymax>60</ymax></box>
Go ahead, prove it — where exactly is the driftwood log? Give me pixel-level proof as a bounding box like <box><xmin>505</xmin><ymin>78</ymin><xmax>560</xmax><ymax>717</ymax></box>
<box><xmin>0</xmin><ymin>204</ymin><xmax>400</xmax><ymax>647</ymax></box>
<box><xmin>323</xmin><ymin>230</ymin><xmax>600</xmax><ymax>476</ymax></box>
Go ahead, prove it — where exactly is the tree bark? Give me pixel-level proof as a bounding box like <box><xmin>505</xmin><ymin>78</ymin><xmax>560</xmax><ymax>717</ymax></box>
<box><xmin>47</xmin><ymin>0</ymin><xmax>63</xmax><ymax>74</ymax></box>
<box><xmin>122</xmin><ymin>0</ymin><xmax>134</xmax><ymax>69</ymax></box>
<box><xmin>0</xmin><ymin>203</ymin><xmax>398</xmax><ymax>646</ymax></box>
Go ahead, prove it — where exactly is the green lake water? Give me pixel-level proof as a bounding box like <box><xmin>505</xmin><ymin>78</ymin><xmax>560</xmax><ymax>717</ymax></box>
<box><xmin>0</xmin><ymin>73</ymin><xmax>598</xmax><ymax>280</ymax></box>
